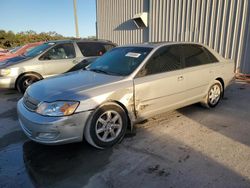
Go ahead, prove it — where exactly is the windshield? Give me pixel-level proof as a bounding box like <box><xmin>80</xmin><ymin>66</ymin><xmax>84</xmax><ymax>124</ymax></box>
<box><xmin>87</xmin><ymin>47</ymin><xmax>152</xmax><ymax>76</ymax></box>
<box><xmin>10</xmin><ymin>46</ymin><xmax>22</xmax><ymax>53</ymax></box>
<box><xmin>23</xmin><ymin>43</ymin><xmax>54</xmax><ymax>57</ymax></box>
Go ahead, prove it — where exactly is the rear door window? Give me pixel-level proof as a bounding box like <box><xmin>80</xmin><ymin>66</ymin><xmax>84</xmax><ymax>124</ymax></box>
<box><xmin>77</xmin><ymin>42</ymin><xmax>115</xmax><ymax>57</ymax></box>
<box><xmin>181</xmin><ymin>45</ymin><xmax>217</xmax><ymax>68</ymax></box>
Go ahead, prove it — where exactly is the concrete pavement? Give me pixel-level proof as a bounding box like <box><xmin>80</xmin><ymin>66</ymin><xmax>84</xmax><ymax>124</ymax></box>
<box><xmin>0</xmin><ymin>82</ymin><xmax>250</xmax><ymax>188</ymax></box>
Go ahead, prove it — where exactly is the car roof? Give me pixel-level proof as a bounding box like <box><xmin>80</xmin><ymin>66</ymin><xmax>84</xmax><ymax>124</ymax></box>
<box><xmin>119</xmin><ymin>41</ymin><xmax>209</xmax><ymax>49</ymax></box>
<box><xmin>44</xmin><ymin>39</ymin><xmax>115</xmax><ymax>45</ymax></box>
<box><xmin>118</xmin><ymin>41</ymin><xmax>226</xmax><ymax>62</ymax></box>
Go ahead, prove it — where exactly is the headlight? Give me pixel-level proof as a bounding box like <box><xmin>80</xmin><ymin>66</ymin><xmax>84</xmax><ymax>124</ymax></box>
<box><xmin>36</xmin><ymin>101</ymin><xmax>80</xmax><ymax>116</ymax></box>
<box><xmin>0</xmin><ymin>69</ymin><xmax>11</xmax><ymax>76</ymax></box>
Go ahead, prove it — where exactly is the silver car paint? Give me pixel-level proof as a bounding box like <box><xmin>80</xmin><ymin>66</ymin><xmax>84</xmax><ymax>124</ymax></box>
<box><xmin>18</xmin><ymin>98</ymin><xmax>92</xmax><ymax>144</ymax></box>
<box><xmin>26</xmin><ymin>70</ymin><xmax>136</xmax><ymax>122</ymax></box>
<box><xmin>17</xmin><ymin>42</ymin><xmax>235</xmax><ymax>144</ymax></box>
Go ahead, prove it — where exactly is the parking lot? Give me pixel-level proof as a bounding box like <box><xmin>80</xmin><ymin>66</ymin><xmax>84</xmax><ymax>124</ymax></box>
<box><xmin>0</xmin><ymin>81</ymin><xmax>250</xmax><ymax>188</ymax></box>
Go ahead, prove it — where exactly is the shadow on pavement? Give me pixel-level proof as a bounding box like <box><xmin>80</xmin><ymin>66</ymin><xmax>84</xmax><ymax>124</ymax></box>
<box><xmin>23</xmin><ymin>140</ymin><xmax>113</xmax><ymax>187</ymax></box>
<box><xmin>178</xmin><ymin>83</ymin><xmax>250</xmax><ymax>147</ymax></box>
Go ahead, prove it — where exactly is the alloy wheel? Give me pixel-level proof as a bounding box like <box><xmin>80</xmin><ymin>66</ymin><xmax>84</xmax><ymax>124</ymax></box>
<box><xmin>95</xmin><ymin>110</ymin><xmax>122</xmax><ymax>142</ymax></box>
<box><xmin>208</xmin><ymin>84</ymin><xmax>221</xmax><ymax>105</ymax></box>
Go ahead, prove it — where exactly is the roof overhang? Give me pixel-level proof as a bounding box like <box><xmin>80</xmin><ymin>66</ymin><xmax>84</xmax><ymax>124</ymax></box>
<box><xmin>132</xmin><ymin>12</ymin><xmax>148</xmax><ymax>28</ymax></box>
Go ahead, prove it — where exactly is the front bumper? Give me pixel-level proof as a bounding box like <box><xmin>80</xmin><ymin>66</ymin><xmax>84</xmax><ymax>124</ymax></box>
<box><xmin>0</xmin><ymin>76</ymin><xmax>16</xmax><ymax>88</ymax></box>
<box><xmin>17</xmin><ymin>99</ymin><xmax>93</xmax><ymax>145</ymax></box>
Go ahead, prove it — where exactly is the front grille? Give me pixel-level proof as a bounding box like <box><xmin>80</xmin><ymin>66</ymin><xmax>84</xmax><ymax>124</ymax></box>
<box><xmin>23</xmin><ymin>92</ymin><xmax>40</xmax><ymax>111</ymax></box>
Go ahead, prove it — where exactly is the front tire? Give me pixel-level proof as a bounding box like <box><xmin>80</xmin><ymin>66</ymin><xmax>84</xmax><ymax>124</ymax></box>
<box><xmin>16</xmin><ymin>74</ymin><xmax>41</xmax><ymax>93</ymax></box>
<box><xmin>84</xmin><ymin>103</ymin><xmax>128</xmax><ymax>149</ymax></box>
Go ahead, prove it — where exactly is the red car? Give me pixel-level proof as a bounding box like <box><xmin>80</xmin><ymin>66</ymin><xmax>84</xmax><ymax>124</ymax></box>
<box><xmin>0</xmin><ymin>42</ymin><xmax>43</xmax><ymax>62</ymax></box>
<box><xmin>0</xmin><ymin>48</ymin><xmax>9</xmax><ymax>56</ymax></box>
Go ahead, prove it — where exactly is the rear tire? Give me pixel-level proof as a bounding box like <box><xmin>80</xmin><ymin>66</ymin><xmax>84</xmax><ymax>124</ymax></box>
<box><xmin>84</xmin><ymin>103</ymin><xmax>128</xmax><ymax>149</ymax></box>
<box><xmin>16</xmin><ymin>74</ymin><xmax>41</xmax><ymax>93</ymax></box>
<box><xmin>202</xmin><ymin>80</ymin><xmax>223</xmax><ymax>108</ymax></box>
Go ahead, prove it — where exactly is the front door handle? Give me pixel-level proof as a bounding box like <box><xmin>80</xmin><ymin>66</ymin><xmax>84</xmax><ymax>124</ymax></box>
<box><xmin>178</xmin><ymin>76</ymin><xmax>184</xmax><ymax>81</ymax></box>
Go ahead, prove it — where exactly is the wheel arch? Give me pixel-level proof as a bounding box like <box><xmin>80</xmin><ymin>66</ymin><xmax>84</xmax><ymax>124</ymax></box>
<box><xmin>215</xmin><ymin>77</ymin><xmax>224</xmax><ymax>89</ymax></box>
<box><xmin>215</xmin><ymin>77</ymin><xmax>225</xmax><ymax>97</ymax></box>
<box><xmin>111</xmin><ymin>100</ymin><xmax>133</xmax><ymax>131</ymax></box>
<box><xmin>88</xmin><ymin>100</ymin><xmax>133</xmax><ymax>132</ymax></box>
<box><xmin>15</xmin><ymin>71</ymin><xmax>43</xmax><ymax>89</ymax></box>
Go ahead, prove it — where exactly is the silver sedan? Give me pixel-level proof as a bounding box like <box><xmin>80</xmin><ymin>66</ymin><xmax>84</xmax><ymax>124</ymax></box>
<box><xmin>17</xmin><ymin>42</ymin><xmax>235</xmax><ymax>148</ymax></box>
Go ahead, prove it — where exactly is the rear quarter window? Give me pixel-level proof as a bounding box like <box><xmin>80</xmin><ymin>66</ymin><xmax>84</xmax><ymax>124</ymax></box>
<box><xmin>203</xmin><ymin>48</ymin><xmax>218</xmax><ymax>63</ymax></box>
<box><xmin>77</xmin><ymin>42</ymin><xmax>115</xmax><ymax>57</ymax></box>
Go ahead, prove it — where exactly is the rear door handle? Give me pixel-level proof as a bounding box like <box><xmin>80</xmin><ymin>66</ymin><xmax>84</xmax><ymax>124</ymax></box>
<box><xmin>178</xmin><ymin>76</ymin><xmax>184</xmax><ymax>81</ymax></box>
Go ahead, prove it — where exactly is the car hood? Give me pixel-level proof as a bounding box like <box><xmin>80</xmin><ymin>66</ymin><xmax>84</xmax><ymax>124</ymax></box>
<box><xmin>27</xmin><ymin>70</ymin><xmax>125</xmax><ymax>102</ymax></box>
<box><xmin>0</xmin><ymin>55</ymin><xmax>31</xmax><ymax>68</ymax></box>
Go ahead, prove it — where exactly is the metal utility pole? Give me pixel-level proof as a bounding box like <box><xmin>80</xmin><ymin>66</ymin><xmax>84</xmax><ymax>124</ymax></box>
<box><xmin>73</xmin><ymin>0</ymin><xmax>79</xmax><ymax>38</ymax></box>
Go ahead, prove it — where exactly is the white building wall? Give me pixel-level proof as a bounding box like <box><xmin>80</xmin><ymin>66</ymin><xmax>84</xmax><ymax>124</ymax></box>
<box><xmin>97</xmin><ymin>0</ymin><xmax>148</xmax><ymax>45</ymax></box>
<box><xmin>96</xmin><ymin>0</ymin><xmax>250</xmax><ymax>74</ymax></box>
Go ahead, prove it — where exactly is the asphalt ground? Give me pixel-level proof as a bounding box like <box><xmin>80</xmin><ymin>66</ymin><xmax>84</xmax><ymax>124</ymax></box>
<box><xmin>0</xmin><ymin>81</ymin><xmax>250</xmax><ymax>188</ymax></box>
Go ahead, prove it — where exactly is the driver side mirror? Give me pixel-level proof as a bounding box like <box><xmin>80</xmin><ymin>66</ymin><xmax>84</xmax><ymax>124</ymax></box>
<box><xmin>39</xmin><ymin>54</ymin><xmax>51</xmax><ymax>60</ymax></box>
<box><xmin>136</xmin><ymin>66</ymin><xmax>147</xmax><ymax>78</ymax></box>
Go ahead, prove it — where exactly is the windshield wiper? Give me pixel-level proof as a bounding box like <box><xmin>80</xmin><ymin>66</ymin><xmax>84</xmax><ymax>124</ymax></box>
<box><xmin>89</xmin><ymin>68</ymin><xmax>110</xmax><ymax>74</ymax></box>
<box><xmin>86</xmin><ymin>68</ymin><xmax>123</xmax><ymax>76</ymax></box>
<box><xmin>88</xmin><ymin>68</ymin><xmax>121</xmax><ymax>76</ymax></box>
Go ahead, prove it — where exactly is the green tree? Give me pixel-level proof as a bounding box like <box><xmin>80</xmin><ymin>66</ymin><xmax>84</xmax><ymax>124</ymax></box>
<box><xmin>0</xmin><ymin>30</ymin><xmax>69</xmax><ymax>49</ymax></box>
